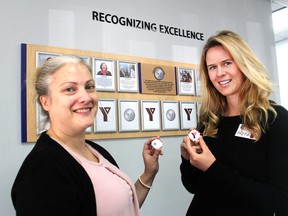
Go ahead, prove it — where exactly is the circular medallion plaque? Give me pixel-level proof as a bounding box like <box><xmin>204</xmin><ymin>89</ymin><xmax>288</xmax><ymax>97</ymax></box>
<box><xmin>124</xmin><ymin>108</ymin><xmax>135</xmax><ymax>122</ymax></box>
<box><xmin>153</xmin><ymin>67</ymin><xmax>165</xmax><ymax>80</ymax></box>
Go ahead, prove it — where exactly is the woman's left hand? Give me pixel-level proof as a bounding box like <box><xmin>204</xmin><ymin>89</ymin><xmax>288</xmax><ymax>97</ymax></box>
<box><xmin>182</xmin><ymin>135</ymin><xmax>216</xmax><ymax>171</ymax></box>
<box><xmin>142</xmin><ymin>137</ymin><xmax>163</xmax><ymax>176</ymax></box>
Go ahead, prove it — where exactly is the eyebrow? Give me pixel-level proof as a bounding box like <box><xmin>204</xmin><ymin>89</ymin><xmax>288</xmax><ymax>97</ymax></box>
<box><xmin>207</xmin><ymin>59</ymin><xmax>232</xmax><ymax>68</ymax></box>
<box><xmin>59</xmin><ymin>79</ymin><xmax>95</xmax><ymax>87</ymax></box>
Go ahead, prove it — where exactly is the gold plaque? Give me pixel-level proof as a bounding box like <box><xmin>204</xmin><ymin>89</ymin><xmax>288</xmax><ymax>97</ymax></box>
<box><xmin>140</xmin><ymin>63</ymin><xmax>176</xmax><ymax>95</ymax></box>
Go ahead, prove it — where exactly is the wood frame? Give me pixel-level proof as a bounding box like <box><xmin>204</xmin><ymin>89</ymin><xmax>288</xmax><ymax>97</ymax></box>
<box><xmin>21</xmin><ymin>43</ymin><xmax>199</xmax><ymax>142</ymax></box>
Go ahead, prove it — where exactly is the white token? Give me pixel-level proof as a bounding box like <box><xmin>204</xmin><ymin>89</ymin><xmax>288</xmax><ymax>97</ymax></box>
<box><xmin>151</xmin><ymin>139</ymin><xmax>163</xmax><ymax>149</ymax></box>
<box><xmin>188</xmin><ymin>129</ymin><xmax>200</xmax><ymax>141</ymax></box>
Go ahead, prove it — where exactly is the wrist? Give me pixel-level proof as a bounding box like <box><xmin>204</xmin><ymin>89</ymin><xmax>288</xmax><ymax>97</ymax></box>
<box><xmin>138</xmin><ymin>175</ymin><xmax>152</xmax><ymax>189</ymax></box>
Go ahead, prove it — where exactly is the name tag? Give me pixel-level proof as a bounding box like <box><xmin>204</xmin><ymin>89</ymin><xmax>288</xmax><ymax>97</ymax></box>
<box><xmin>235</xmin><ymin>124</ymin><xmax>255</xmax><ymax>140</ymax></box>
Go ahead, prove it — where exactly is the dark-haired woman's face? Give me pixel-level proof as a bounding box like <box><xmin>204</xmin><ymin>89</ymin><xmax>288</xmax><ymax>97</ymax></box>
<box><xmin>206</xmin><ymin>45</ymin><xmax>244</xmax><ymax>101</ymax></box>
<box><xmin>101</xmin><ymin>63</ymin><xmax>107</xmax><ymax>71</ymax></box>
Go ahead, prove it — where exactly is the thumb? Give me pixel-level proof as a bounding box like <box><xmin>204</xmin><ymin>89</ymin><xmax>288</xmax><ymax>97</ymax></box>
<box><xmin>197</xmin><ymin>136</ymin><xmax>208</xmax><ymax>151</ymax></box>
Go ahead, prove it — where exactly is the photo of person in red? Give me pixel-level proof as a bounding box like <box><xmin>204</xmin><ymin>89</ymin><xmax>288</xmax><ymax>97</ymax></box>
<box><xmin>97</xmin><ymin>62</ymin><xmax>112</xmax><ymax>76</ymax></box>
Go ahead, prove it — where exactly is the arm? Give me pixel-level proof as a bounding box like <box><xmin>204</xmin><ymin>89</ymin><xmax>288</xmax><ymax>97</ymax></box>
<box><xmin>134</xmin><ymin>137</ymin><xmax>162</xmax><ymax>208</ymax></box>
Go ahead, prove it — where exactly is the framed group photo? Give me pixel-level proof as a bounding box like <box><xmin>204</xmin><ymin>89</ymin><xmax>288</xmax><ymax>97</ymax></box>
<box><xmin>177</xmin><ymin>67</ymin><xmax>195</xmax><ymax>95</ymax></box>
<box><xmin>93</xmin><ymin>58</ymin><xmax>116</xmax><ymax>91</ymax></box>
<box><xmin>117</xmin><ymin>60</ymin><xmax>139</xmax><ymax>92</ymax></box>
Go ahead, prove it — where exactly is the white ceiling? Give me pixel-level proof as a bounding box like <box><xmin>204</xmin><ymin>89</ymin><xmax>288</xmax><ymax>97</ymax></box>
<box><xmin>271</xmin><ymin>0</ymin><xmax>288</xmax><ymax>41</ymax></box>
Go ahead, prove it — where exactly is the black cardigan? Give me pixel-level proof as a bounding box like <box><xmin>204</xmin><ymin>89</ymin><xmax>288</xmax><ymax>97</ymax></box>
<box><xmin>11</xmin><ymin>132</ymin><xmax>118</xmax><ymax>216</ymax></box>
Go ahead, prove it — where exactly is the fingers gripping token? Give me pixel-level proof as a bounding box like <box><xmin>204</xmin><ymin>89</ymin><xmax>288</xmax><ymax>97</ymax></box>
<box><xmin>188</xmin><ymin>129</ymin><xmax>201</xmax><ymax>141</ymax></box>
<box><xmin>151</xmin><ymin>139</ymin><xmax>163</xmax><ymax>149</ymax></box>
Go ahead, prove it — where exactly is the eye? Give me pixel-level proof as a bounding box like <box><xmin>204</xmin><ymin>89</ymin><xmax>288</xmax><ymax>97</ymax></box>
<box><xmin>224</xmin><ymin>61</ymin><xmax>232</xmax><ymax>66</ymax></box>
<box><xmin>65</xmin><ymin>87</ymin><xmax>75</xmax><ymax>93</ymax></box>
<box><xmin>208</xmin><ymin>65</ymin><xmax>217</xmax><ymax>71</ymax></box>
<box><xmin>86</xmin><ymin>84</ymin><xmax>95</xmax><ymax>91</ymax></box>
<box><xmin>223</xmin><ymin>60</ymin><xmax>233</xmax><ymax>67</ymax></box>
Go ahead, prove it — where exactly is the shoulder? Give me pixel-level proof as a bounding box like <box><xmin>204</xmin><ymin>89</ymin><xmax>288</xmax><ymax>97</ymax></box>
<box><xmin>18</xmin><ymin>133</ymin><xmax>82</xmax><ymax>175</ymax></box>
<box><xmin>272</xmin><ymin>103</ymin><xmax>288</xmax><ymax>115</ymax></box>
<box><xmin>86</xmin><ymin>140</ymin><xmax>119</xmax><ymax>168</ymax></box>
<box><xmin>269</xmin><ymin>103</ymin><xmax>288</xmax><ymax>131</ymax></box>
<box><xmin>271</xmin><ymin>103</ymin><xmax>288</xmax><ymax>121</ymax></box>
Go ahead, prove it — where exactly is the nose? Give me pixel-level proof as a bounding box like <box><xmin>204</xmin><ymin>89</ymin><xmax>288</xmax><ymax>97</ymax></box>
<box><xmin>216</xmin><ymin>66</ymin><xmax>226</xmax><ymax>77</ymax></box>
<box><xmin>78</xmin><ymin>88</ymin><xmax>92</xmax><ymax>104</ymax></box>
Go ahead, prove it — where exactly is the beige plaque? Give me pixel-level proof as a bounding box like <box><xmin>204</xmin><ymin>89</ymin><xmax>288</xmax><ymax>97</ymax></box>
<box><xmin>140</xmin><ymin>63</ymin><xmax>176</xmax><ymax>95</ymax></box>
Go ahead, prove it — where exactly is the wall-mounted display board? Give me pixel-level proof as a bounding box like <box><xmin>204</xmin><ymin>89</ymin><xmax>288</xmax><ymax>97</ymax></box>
<box><xmin>21</xmin><ymin>43</ymin><xmax>200</xmax><ymax>142</ymax></box>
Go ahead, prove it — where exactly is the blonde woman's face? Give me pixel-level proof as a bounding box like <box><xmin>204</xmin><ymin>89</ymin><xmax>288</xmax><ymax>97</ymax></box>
<box><xmin>40</xmin><ymin>63</ymin><xmax>98</xmax><ymax>135</ymax></box>
<box><xmin>206</xmin><ymin>45</ymin><xmax>244</xmax><ymax>101</ymax></box>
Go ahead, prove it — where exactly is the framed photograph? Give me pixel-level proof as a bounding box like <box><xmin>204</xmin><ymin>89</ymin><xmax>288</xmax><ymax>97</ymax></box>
<box><xmin>141</xmin><ymin>100</ymin><xmax>161</xmax><ymax>131</ymax></box>
<box><xmin>180</xmin><ymin>101</ymin><xmax>197</xmax><ymax>130</ymax></box>
<box><xmin>161</xmin><ymin>101</ymin><xmax>180</xmax><ymax>130</ymax></box>
<box><xmin>177</xmin><ymin>67</ymin><xmax>195</xmax><ymax>95</ymax></box>
<box><xmin>195</xmin><ymin>69</ymin><xmax>201</xmax><ymax>96</ymax></box>
<box><xmin>118</xmin><ymin>99</ymin><xmax>140</xmax><ymax>132</ymax></box>
<box><xmin>117</xmin><ymin>60</ymin><xmax>139</xmax><ymax>92</ymax></box>
<box><xmin>93</xmin><ymin>58</ymin><xmax>116</xmax><ymax>91</ymax></box>
<box><xmin>36</xmin><ymin>51</ymin><xmax>61</xmax><ymax>67</ymax></box>
<box><xmin>94</xmin><ymin>99</ymin><xmax>117</xmax><ymax>132</ymax></box>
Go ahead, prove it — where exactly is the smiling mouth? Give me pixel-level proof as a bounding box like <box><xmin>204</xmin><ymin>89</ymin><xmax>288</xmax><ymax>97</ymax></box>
<box><xmin>219</xmin><ymin>79</ymin><xmax>231</xmax><ymax>85</ymax></box>
<box><xmin>74</xmin><ymin>108</ymin><xmax>91</xmax><ymax>113</ymax></box>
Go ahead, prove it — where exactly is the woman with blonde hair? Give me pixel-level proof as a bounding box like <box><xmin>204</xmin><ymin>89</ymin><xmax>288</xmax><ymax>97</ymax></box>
<box><xmin>180</xmin><ymin>30</ymin><xmax>288</xmax><ymax>215</ymax></box>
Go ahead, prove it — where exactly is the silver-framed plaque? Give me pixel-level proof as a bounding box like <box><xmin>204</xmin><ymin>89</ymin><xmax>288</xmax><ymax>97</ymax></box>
<box><xmin>161</xmin><ymin>100</ymin><xmax>180</xmax><ymax>130</ymax></box>
<box><xmin>118</xmin><ymin>99</ymin><xmax>140</xmax><ymax>132</ymax></box>
<box><xmin>180</xmin><ymin>101</ymin><xmax>197</xmax><ymax>130</ymax></box>
<box><xmin>94</xmin><ymin>98</ymin><xmax>117</xmax><ymax>132</ymax></box>
<box><xmin>141</xmin><ymin>100</ymin><xmax>161</xmax><ymax>131</ymax></box>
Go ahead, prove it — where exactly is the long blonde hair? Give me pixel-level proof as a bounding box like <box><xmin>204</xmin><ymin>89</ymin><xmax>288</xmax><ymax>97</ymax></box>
<box><xmin>198</xmin><ymin>30</ymin><xmax>276</xmax><ymax>141</ymax></box>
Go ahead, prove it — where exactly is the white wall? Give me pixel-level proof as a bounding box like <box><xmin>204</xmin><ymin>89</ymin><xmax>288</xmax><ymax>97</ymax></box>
<box><xmin>0</xmin><ymin>0</ymin><xmax>278</xmax><ymax>215</ymax></box>
<box><xmin>276</xmin><ymin>39</ymin><xmax>288</xmax><ymax>109</ymax></box>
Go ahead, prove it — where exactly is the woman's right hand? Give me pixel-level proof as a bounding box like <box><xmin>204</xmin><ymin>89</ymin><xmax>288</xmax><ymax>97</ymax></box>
<box><xmin>180</xmin><ymin>135</ymin><xmax>191</xmax><ymax>160</ymax></box>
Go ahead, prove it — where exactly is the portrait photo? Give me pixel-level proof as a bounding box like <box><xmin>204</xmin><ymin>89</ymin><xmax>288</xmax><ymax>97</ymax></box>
<box><xmin>93</xmin><ymin>58</ymin><xmax>116</xmax><ymax>91</ymax></box>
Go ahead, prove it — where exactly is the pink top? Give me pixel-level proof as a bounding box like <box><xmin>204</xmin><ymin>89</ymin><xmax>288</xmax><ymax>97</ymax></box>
<box><xmin>55</xmin><ymin>139</ymin><xmax>140</xmax><ymax>216</ymax></box>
